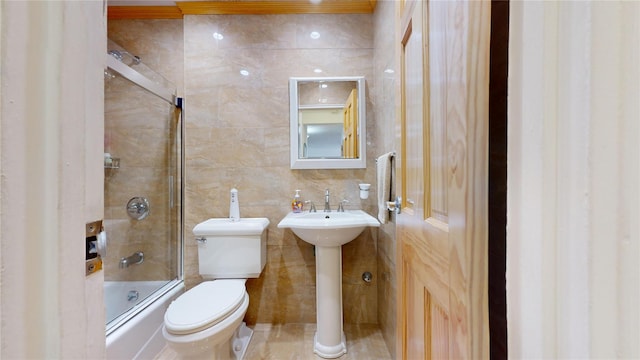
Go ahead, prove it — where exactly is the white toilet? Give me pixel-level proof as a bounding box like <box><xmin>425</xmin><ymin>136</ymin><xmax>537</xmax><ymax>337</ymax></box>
<box><xmin>162</xmin><ymin>217</ymin><xmax>269</xmax><ymax>360</ymax></box>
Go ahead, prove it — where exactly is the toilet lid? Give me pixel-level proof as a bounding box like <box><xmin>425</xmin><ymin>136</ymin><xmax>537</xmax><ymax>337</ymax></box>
<box><xmin>164</xmin><ymin>279</ymin><xmax>246</xmax><ymax>335</ymax></box>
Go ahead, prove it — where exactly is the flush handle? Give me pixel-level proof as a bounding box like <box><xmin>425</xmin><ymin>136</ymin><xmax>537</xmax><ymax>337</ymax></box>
<box><xmin>195</xmin><ymin>237</ymin><xmax>207</xmax><ymax>244</ymax></box>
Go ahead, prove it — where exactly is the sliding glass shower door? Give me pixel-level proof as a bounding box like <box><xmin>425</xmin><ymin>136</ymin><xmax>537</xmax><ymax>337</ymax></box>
<box><xmin>103</xmin><ymin>39</ymin><xmax>183</xmax><ymax>332</ymax></box>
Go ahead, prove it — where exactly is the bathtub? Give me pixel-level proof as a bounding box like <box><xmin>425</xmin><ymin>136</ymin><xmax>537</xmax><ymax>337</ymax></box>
<box><xmin>106</xmin><ymin>280</ymin><xmax>185</xmax><ymax>359</ymax></box>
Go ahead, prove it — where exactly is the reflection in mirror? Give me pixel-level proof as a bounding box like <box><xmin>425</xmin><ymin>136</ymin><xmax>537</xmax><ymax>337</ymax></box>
<box><xmin>289</xmin><ymin>76</ymin><xmax>366</xmax><ymax>169</ymax></box>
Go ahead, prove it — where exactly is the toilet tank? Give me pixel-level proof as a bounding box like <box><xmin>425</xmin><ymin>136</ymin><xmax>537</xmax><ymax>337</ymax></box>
<box><xmin>193</xmin><ymin>218</ymin><xmax>269</xmax><ymax>279</ymax></box>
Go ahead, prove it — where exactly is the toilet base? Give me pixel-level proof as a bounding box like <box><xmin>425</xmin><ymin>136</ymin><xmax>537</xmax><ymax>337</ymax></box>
<box><xmin>163</xmin><ymin>322</ymin><xmax>254</xmax><ymax>360</ymax></box>
<box><xmin>231</xmin><ymin>322</ymin><xmax>253</xmax><ymax>360</ymax></box>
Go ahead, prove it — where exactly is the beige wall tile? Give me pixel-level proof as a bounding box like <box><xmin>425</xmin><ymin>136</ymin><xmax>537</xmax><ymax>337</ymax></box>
<box><xmin>372</xmin><ymin>0</ymin><xmax>398</xmax><ymax>354</ymax></box>
<box><xmin>109</xmin><ymin>12</ymin><xmax>385</xmax><ymax>326</ymax></box>
<box><xmin>108</xmin><ymin>19</ymin><xmax>184</xmax><ymax>94</ymax></box>
<box><xmin>185</xmin><ymin>13</ymin><xmax>377</xmax><ymax>324</ymax></box>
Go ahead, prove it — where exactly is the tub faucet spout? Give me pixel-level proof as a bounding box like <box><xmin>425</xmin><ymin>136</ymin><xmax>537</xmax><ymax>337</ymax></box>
<box><xmin>119</xmin><ymin>251</ymin><xmax>144</xmax><ymax>269</ymax></box>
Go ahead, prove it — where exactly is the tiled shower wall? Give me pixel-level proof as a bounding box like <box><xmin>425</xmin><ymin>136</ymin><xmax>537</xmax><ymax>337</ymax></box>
<box><xmin>103</xmin><ymin>74</ymin><xmax>176</xmax><ymax>281</ymax></box>
<box><xmin>106</xmin><ymin>20</ymin><xmax>185</xmax><ymax>282</ymax></box>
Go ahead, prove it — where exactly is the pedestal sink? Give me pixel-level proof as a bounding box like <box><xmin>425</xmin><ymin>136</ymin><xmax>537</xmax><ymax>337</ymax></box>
<box><xmin>277</xmin><ymin>210</ymin><xmax>380</xmax><ymax>358</ymax></box>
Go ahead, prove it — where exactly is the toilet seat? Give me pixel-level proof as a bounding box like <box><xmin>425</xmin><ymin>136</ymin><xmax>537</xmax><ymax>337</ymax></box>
<box><xmin>164</xmin><ymin>279</ymin><xmax>246</xmax><ymax>335</ymax></box>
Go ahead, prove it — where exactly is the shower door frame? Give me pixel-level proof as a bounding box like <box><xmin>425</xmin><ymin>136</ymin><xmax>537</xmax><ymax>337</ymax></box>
<box><xmin>104</xmin><ymin>53</ymin><xmax>184</xmax><ymax>336</ymax></box>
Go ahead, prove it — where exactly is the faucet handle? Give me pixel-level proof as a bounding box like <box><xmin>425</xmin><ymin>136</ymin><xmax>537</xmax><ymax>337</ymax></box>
<box><xmin>305</xmin><ymin>200</ymin><xmax>317</xmax><ymax>212</ymax></box>
<box><xmin>337</xmin><ymin>199</ymin><xmax>349</xmax><ymax>212</ymax></box>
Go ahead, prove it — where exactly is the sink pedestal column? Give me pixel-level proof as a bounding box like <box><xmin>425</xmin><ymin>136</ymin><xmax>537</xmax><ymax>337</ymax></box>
<box><xmin>313</xmin><ymin>246</ymin><xmax>347</xmax><ymax>358</ymax></box>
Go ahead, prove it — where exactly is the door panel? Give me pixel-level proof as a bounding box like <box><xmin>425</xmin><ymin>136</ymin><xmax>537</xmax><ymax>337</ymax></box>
<box><xmin>401</xmin><ymin>1</ymin><xmax>424</xmax><ymax>218</ymax></box>
<box><xmin>397</xmin><ymin>0</ymin><xmax>490</xmax><ymax>358</ymax></box>
<box><xmin>427</xmin><ymin>1</ymin><xmax>449</xmax><ymax>223</ymax></box>
<box><xmin>342</xmin><ymin>88</ymin><xmax>358</xmax><ymax>158</ymax></box>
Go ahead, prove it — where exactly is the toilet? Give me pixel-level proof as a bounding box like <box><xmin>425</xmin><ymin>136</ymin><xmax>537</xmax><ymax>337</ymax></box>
<box><xmin>162</xmin><ymin>217</ymin><xmax>269</xmax><ymax>359</ymax></box>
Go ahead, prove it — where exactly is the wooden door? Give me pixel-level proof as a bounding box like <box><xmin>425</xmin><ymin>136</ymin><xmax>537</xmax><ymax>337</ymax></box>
<box><xmin>396</xmin><ymin>0</ymin><xmax>491</xmax><ymax>358</ymax></box>
<box><xmin>342</xmin><ymin>88</ymin><xmax>358</xmax><ymax>158</ymax></box>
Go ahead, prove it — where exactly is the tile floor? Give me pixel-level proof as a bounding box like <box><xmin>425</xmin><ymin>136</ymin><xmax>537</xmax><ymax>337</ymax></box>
<box><xmin>156</xmin><ymin>323</ymin><xmax>392</xmax><ymax>360</ymax></box>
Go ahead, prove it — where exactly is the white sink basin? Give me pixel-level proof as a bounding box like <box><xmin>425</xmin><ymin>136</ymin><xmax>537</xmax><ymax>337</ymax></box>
<box><xmin>277</xmin><ymin>210</ymin><xmax>380</xmax><ymax>247</ymax></box>
<box><xmin>278</xmin><ymin>209</ymin><xmax>380</xmax><ymax>357</ymax></box>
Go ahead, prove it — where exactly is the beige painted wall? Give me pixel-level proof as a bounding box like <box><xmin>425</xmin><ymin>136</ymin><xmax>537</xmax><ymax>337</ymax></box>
<box><xmin>0</xmin><ymin>1</ymin><xmax>106</xmax><ymax>358</ymax></box>
<box><xmin>508</xmin><ymin>1</ymin><xmax>640</xmax><ymax>357</ymax></box>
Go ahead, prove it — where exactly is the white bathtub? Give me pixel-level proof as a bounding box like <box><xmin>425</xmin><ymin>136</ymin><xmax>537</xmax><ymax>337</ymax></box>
<box><xmin>106</xmin><ymin>280</ymin><xmax>184</xmax><ymax>359</ymax></box>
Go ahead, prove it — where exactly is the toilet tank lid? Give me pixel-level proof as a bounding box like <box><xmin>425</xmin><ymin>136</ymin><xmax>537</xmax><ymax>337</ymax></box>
<box><xmin>193</xmin><ymin>217</ymin><xmax>270</xmax><ymax>236</ymax></box>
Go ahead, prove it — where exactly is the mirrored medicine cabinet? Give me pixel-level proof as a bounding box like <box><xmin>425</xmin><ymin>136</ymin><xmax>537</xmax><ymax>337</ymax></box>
<box><xmin>289</xmin><ymin>76</ymin><xmax>366</xmax><ymax>169</ymax></box>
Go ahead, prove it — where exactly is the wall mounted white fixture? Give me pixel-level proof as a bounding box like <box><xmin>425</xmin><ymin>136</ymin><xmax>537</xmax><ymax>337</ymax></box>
<box><xmin>358</xmin><ymin>183</ymin><xmax>371</xmax><ymax>199</ymax></box>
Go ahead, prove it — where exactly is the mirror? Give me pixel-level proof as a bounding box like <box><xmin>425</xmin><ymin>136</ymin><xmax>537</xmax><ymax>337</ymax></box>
<box><xmin>289</xmin><ymin>76</ymin><xmax>366</xmax><ymax>169</ymax></box>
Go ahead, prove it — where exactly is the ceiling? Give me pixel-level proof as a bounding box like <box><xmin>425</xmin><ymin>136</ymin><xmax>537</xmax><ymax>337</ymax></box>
<box><xmin>107</xmin><ymin>0</ymin><xmax>377</xmax><ymax>19</ymax></box>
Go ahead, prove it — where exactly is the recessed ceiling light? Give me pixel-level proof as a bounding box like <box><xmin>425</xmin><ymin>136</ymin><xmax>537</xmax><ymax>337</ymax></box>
<box><xmin>213</xmin><ymin>32</ymin><xmax>224</xmax><ymax>40</ymax></box>
<box><xmin>310</xmin><ymin>31</ymin><xmax>320</xmax><ymax>39</ymax></box>
<box><xmin>314</xmin><ymin>68</ymin><xmax>323</xmax><ymax>73</ymax></box>
<box><xmin>240</xmin><ymin>70</ymin><xmax>250</xmax><ymax>76</ymax></box>
<box><xmin>384</xmin><ymin>68</ymin><xmax>395</xmax><ymax>74</ymax></box>
<box><xmin>321</xmin><ymin>84</ymin><xmax>328</xmax><ymax>88</ymax></box>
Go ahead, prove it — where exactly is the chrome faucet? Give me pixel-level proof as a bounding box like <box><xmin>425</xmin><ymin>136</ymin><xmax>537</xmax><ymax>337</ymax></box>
<box><xmin>305</xmin><ymin>200</ymin><xmax>317</xmax><ymax>213</ymax></box>
<box><xmin>119</xmin><ymin>251</ymin><xmax>144</xmax><ymax>269</ymax></box>
<box><xmin>337</xmin><ymin>199</ymin><xmax>349</xmax><ymax>212</ymax></box>
<box><xmin>324</xmin><ymin>189</ymin><xmax>331</xmax><ymax>212</ymax></box>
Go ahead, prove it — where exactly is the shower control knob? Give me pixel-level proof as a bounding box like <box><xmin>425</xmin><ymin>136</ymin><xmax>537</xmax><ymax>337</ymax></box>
<box><xmin>126</xmin><ymin>197</ymin><xmax>150</xmax><ymax>220</ymax></box>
